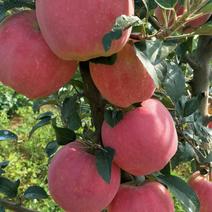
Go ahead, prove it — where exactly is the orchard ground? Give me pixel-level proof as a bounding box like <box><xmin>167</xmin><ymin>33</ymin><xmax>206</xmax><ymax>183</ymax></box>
<box><xmin>0</xmin><ymin>83</ymin><xmax>190</xmax><ymax>212</ymax></box>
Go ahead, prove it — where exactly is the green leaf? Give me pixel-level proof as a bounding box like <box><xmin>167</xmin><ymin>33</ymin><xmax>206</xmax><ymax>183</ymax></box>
<box><xmin>154</xmin><ymin>0</ymin><xmax>177</xmax><ymax>9</ymax></box>
<box><xmin>29</xmin><ymin>116</ymin><xmax>52</xmax><ymax>138</ymax></box>
<box><xmin>52</xmin><ymin>120</ymin><xmax>76</xmax><ymax>145</ymax></box>
<box><xmin>103</xmin><ymin>15</ymin><xmax>142</xmax><ymax>51</ymax></box>
<box><xmin>61</xmin><ymin>96</ymin><xmax>81</xmax><ymax>131</ymax></box>
<box><xmin>194</xmin><ymin>22</ymin><xmax>212</xmax><ymax>36</ymax></box>
<box><xmin>0</xmin><ymin>130</ymin><xmax>17</xmax><ymax>142</ymax></box>
<box><xmin>104</xmin><ymin>109</ymin><xmax>123</xmax><ymax>128</ymax></box>
<box><xmin>0</xmin><ymin>206</ymin><xmax>5</xmax><ymax>212</ymax></box>
<box><xmin>0</xmin><ymin>161</ymin><xmax>9</xmax><ymax>169</ymax></box>
<box><xmin>45</xmin><ymin>141</ymin><xmax>59</xmax><ymax>158</ymax></box>
<box><xmin>95</xmin><ymin>147</ymin><xmax>115</xmax><ymax>183</ymax></box>
<box><xmin>24</xmin><ymin>186</ymin><xmax>48</xmax><ymax>200</ymax></box>
<box><xmin>0</xmin><ymin>177</ymin><xmax>20</xmax><ymax>198</ymax></box>
<box><xmin>163</xmin><ymin>63</ymin><xmax>185</xmax><ymax>102</ymax></box>
<box><xmin>145</xmin><ymin>40</ymin><xmax>179</xmax><ymax>65</ymax></box>
<box><xmin>90</xmin><ymin>54</ymin><xmax>117</xmax><ymax>65</ymax></box>
<box><xmin>155</xmin><ymin>174</ymin><xmax>200</xmax><ymax>212</ymax></box>
<box><xmin>171</xmin><ymin>142</ymin><xmax>195</xmax><ymax>169</ymax></box>
<box><xmin>199</xmin><ymin>2</ymin><xmax>212</xmax><ymax>13</ymax></box>
<box><xmin>183</xmin><ymin>94</ymin><xmax>204</xmax><ymax>117</ymax></box>
<box><xmin>134</xmin><ymin>44</ymin><xmax>160</xmax><ymax>88</ymax></box>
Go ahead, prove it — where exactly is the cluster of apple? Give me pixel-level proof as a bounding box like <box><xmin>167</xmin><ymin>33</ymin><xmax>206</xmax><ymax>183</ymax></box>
<box><xmin>0</xmin><ymin>0</ymin><xmax>211</xmax><ymax>211</ymax></box>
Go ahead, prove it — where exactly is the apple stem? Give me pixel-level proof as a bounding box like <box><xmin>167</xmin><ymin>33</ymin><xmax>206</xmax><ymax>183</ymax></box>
<box><xmin>79</xmin><ymin>61</ymin><xmax>106</xmax><ymax>145</ymax></box>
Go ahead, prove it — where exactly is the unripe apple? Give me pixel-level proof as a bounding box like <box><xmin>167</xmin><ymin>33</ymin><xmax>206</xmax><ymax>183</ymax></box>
<box><xmin>36</xmin><ymin>0</ymin><xmax>134</xmax><ymax>61</ymax></box>
<box><xmin>188</xmin><ymin>171</ymin><xmax>212</xmax><ymax>212</ymax></box>
<box><xmin>48</xmin><ymin>141</ymin><xmax>120</xmax><ymax>212</ymax></box>
<box><xmin>90</xmin><ymin>43</ymin><xmax>155</xmax><ymax>108</ymax></box>
<box><xmin>102</xmin><ymin>99</ymin><xmax>178</xmax><ymax>176</ymax></box>
<box><xmin>0</xmin><ymin>11</ymin><xmax>78</xmax><ymax>99</ymax></box>
<box><xmin>108</xmin><ymin>182</ymin><xmax>174</xmax><ymax>212</ymax></box>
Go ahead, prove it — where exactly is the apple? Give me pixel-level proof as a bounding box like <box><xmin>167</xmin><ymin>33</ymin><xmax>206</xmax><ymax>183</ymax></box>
<box><xmin>108</xmin><ymin>181</ymin><xmax>174</xmax><ymax>212</ymax></box>
<box><xmin>48</xmin><ymin>141</ymin><xmax>120</xmax><ymax>212</ymax></box>
<box><xmin>102</xmin><ymin>98</ymin><xmax>178</xmax><ymax>176</ymax></box>
<box><xmin>188</xmin><ymin>171</ymin><xmax>212</xmax><ymax>212</ymax></box>
<box><xmin>208</xmin><ymin>122</ymin><xmax>212</xmax><ymax>129</ymax></box>
<box><xmin>155</xmin><ymin>3</ymin><xmax>210</xmax><ymax>31</ymax></box>
<box><xmin>0</xmin><ymin>11</ymin><xmax>78</xmax><ymax>99</ymax></box>
<box><xmin>90</xmin><ymin>43</ymin><xmax>155</xmax><ymax>108</ymax></box>
<box><xmin>36</xmin><ymin>0</ymin><xmax>134</xmax><ymax>61</ymax></box>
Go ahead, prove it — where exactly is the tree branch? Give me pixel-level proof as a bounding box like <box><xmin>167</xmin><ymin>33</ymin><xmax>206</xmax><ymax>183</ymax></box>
<box><xmin>186</xmin><ymin>36</ymin><xmax>212</xmax><ymax>124</ymax></box>
<box><xmin>79</xmin><ymin>62</ymin><xmax>106</xmax><ymax>145</ymax></box>
<box><xmin>0</xmin><ymin>198</ymin><xmax>38</xmax><ymax>212</ymax></box>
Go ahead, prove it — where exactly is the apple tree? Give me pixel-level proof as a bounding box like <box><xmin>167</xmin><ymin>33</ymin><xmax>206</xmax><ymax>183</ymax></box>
<box><xmin>0</xmin><ymin>0</ymin><xmax>211</xmax><ymax>211</ymax></box>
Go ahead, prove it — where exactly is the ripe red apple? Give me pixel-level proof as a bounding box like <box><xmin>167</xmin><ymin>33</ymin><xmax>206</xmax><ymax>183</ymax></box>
<box><xmin>0</xmin><ymin>11</ymin><xmax>78</xmax><ymax>99</ymax></box>
<box><xmin>155</xmin><ymin>3</ymin><xmax>210</xmax><ymax>31</ymax></box>
<box><xmin>48</xmin><ymin>141</ymin><xmax>120</xmax><ymax>212</ymax></box>
<box><xmin>90</xmin><ymin>43</ymin><xmax>155</xmax><ymax>108</ymax></box>
<box><xmin>36</xmin><ymin>0</ymin><xmax>134</xmax><ymax>61</ymax></box>
<box><xmin>108</xmin><ymin>182</ymin><xmax>174</xmax><ymax>212</ymax></box>
<box><xmin>208</xmin><ymin>122</ymin><xmax>212</xmax><ymax>129</ymax></box>
<box><xmin>102</xmin><ymin>98</ymin><xmax>178</xmax><ymax>176</ymax></box>
<box><xmin>188</xmin><ymin>171</ymin><xmax>212</xmax><ymax>212</ymax></box>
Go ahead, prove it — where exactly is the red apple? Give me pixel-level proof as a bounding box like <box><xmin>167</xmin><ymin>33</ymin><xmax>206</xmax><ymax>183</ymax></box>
<box><xmin>0</xmin><ymin>11</ymin><xmax>78</xmax><ymax>99</ymax></box>
<box><xmin>36</xmin><ymin>0</ymin><xmax>134</xmax><ymax>61</ymax></box>
<box><xmin>102</xmin><ymin>98</ymin><xmax>178</xmax><ymax>176</ymax></box>
<box><xmin>208</xmin><ymin>122</ymin><xmax>212</xmax><ymax>129</ymax></box>
<box><xmin>90</xmin><ymin>43</ymin><xmax>155</xmax><ymax>108</ymax></box>
<box><xmin>108</xmin><ymin>182</ymin><xmax>174</xmax><ymax>212</ymax></box>
<box><xmin>188</xmin><ymin>171</ymin><xmax>212</xmax><ymax>212</ymax></box>
<box><xmin>48</xmin><ymin>141</ymin><xmax>120</xmax><ymax>212</ymax></box>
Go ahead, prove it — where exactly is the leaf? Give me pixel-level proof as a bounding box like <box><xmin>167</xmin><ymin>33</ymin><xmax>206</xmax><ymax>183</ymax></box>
<box><xmin>199</xmin><ymin>2</ymin><xmax>212</xmax><ymax>13</ymax></box>
<box><xmin>183</xmin><ymin>94</ymin><xmax>204</xmax><ymax>117</ymax></box>
<box><xmin>103</xmin><ymin>15</ymin><xmax>142</xmax><ymax>51</ymax></box>
<box><xmin>145</xmin><ymin>40</ymin><xmax>179</xmax><ymax>65</ymax></box>
<box><xmin>52</xmin><ymin>120</ymin><xmax>76</xmax><ymax>145</ymax></box>
<box><xmin>155</xmin><ymin>174</ymin><xmax>200</xmax><ymax>212</ymax></box>
<box><xmin>95</xmin><ymin>147</ymin><xmax>115</xmax><ymax>183</ymax></box>
<box><xmin>45</xmin><ymin>141</ymin><xmax>59</xmax><ymax>158</ymax></box>
<box><xmin>0</xmin><ymin>177</ymin><xmax>20</xmax><ymax>198</ymax></box>
<box><xmin>0</xmin><ymin>130</ymin><xmax>17</xmax><ymax>142</ymax></box>
<box><xmin>104</xmin><ymin>109</ymin><xmax>123</xmax><ymax>128</ymax></box>
<box><xmin>61</xmin><ymin>96</ymin><xmax>81</xmax><ymax>131</ymax></box>
<box><xmin>134</xmin><ymin>44</ymin><xmax>160</xmax><ymax>88</ymax></box>
<box><xmin>24</xmin><ymin>186</ymin><xmax>48</xmax><ymax>200</ymax></box>
<box><xmin>171</xmin><ymin>142</ymin><xmax>195</xmax><ymax>169</ymax></box>
<box><xmin>194</xmin><ymin>22</ymin><xmax>212</xmax><ymax>36</ymax></box>
<box><xmin>90</xmin><ymin>54</ymin><xmax>117</xmax><ymax>65</ymax></box>
<box><xmin>0</xmin><ymin>206</ymin><xmax>5</xmax><ymax>212</ymax></box>
<box><xmin>37</xmin><ymin>111</ymin><xmax>54</xmax><ymax>120</ymax></box>
<box><xmin>0</xmin><ymin>161</ymin><xmax>9</xmax><ymax>169</ymax></box>
<box><xmin>163</xmin><ymin>63</ymin><xmax>185</xmax><ymax>102</ymax></box>
<box><xmin>29</xmin><ymin>116</ymin><xmax>52</xmax><ymax>138</ymax></box>
<box><xmin>154</xmin><ymin>0</ymin><xmax>177</xmax><ymax>9</ymax></box>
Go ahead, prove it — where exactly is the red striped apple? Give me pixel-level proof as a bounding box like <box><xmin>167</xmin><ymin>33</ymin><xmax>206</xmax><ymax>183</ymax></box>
<box><xmin>48</xmin><ymin>141</ymin><xmax>120</xmax><ymax>212</ymax></box>
<box><xmin>0</xmin><ymin>11</ymin><xmax>78</xmax><ymax>99</ymax></box>
<box><xmin>90</xmin><ymin>43</ymin><xmax>155</xmax><ymax>108</ymax></box>
<box><xmin>108</xmin><ymin>182</ymin><xmax>174</xmax><ymax>212</ymax></box>
<box><xmin>102</xmin><ymin>98</ymin><xmax>178</xmax><ymax>176</ymax></box>
<box><xmin>188</xmin><ymin>171</ymin><xmax>212</xmax><ymax>212</ymax></box>
<box><xmin>36</xmin><ymin>0</ymin><xmax>134</xmax><ymax>61</ymax></box>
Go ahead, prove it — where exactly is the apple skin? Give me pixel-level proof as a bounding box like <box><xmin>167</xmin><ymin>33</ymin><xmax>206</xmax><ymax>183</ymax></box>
<box><xmin>90</xmin><ymin>43</ymin><xmax>155</xmax><ymax>108</ymax></box>
<box><xmin>108</xmin><ymin>182</ymin><xmax>174</xmax><ymax>212</ymax></box>
<box><xmin>48</xmin><ymin>141</ymin><xmax>120</xmax><ymax>212</ymax></box>
<box><xmin>0</xmin><ymin>11</ymin><xmax>78</xmax><ymax>99</ymax></box>
<box><xmin>208</xmin><ymin>122</ymin><xmax>212</xmax><ymax>128</ymax></box>
<box><xmin>188</xmin><ymin>171</ymin><xmax>212</xmax><ymax>212</ymax></box>
<box><xmin>102</xmin><ymin>98</ymin><xmax>178</xmax><ymax>176</ymax></box>
<box><xmin>36</xmin><ymin>0</ymin><xmax>134</xmax><ymax>61</ymax></box>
